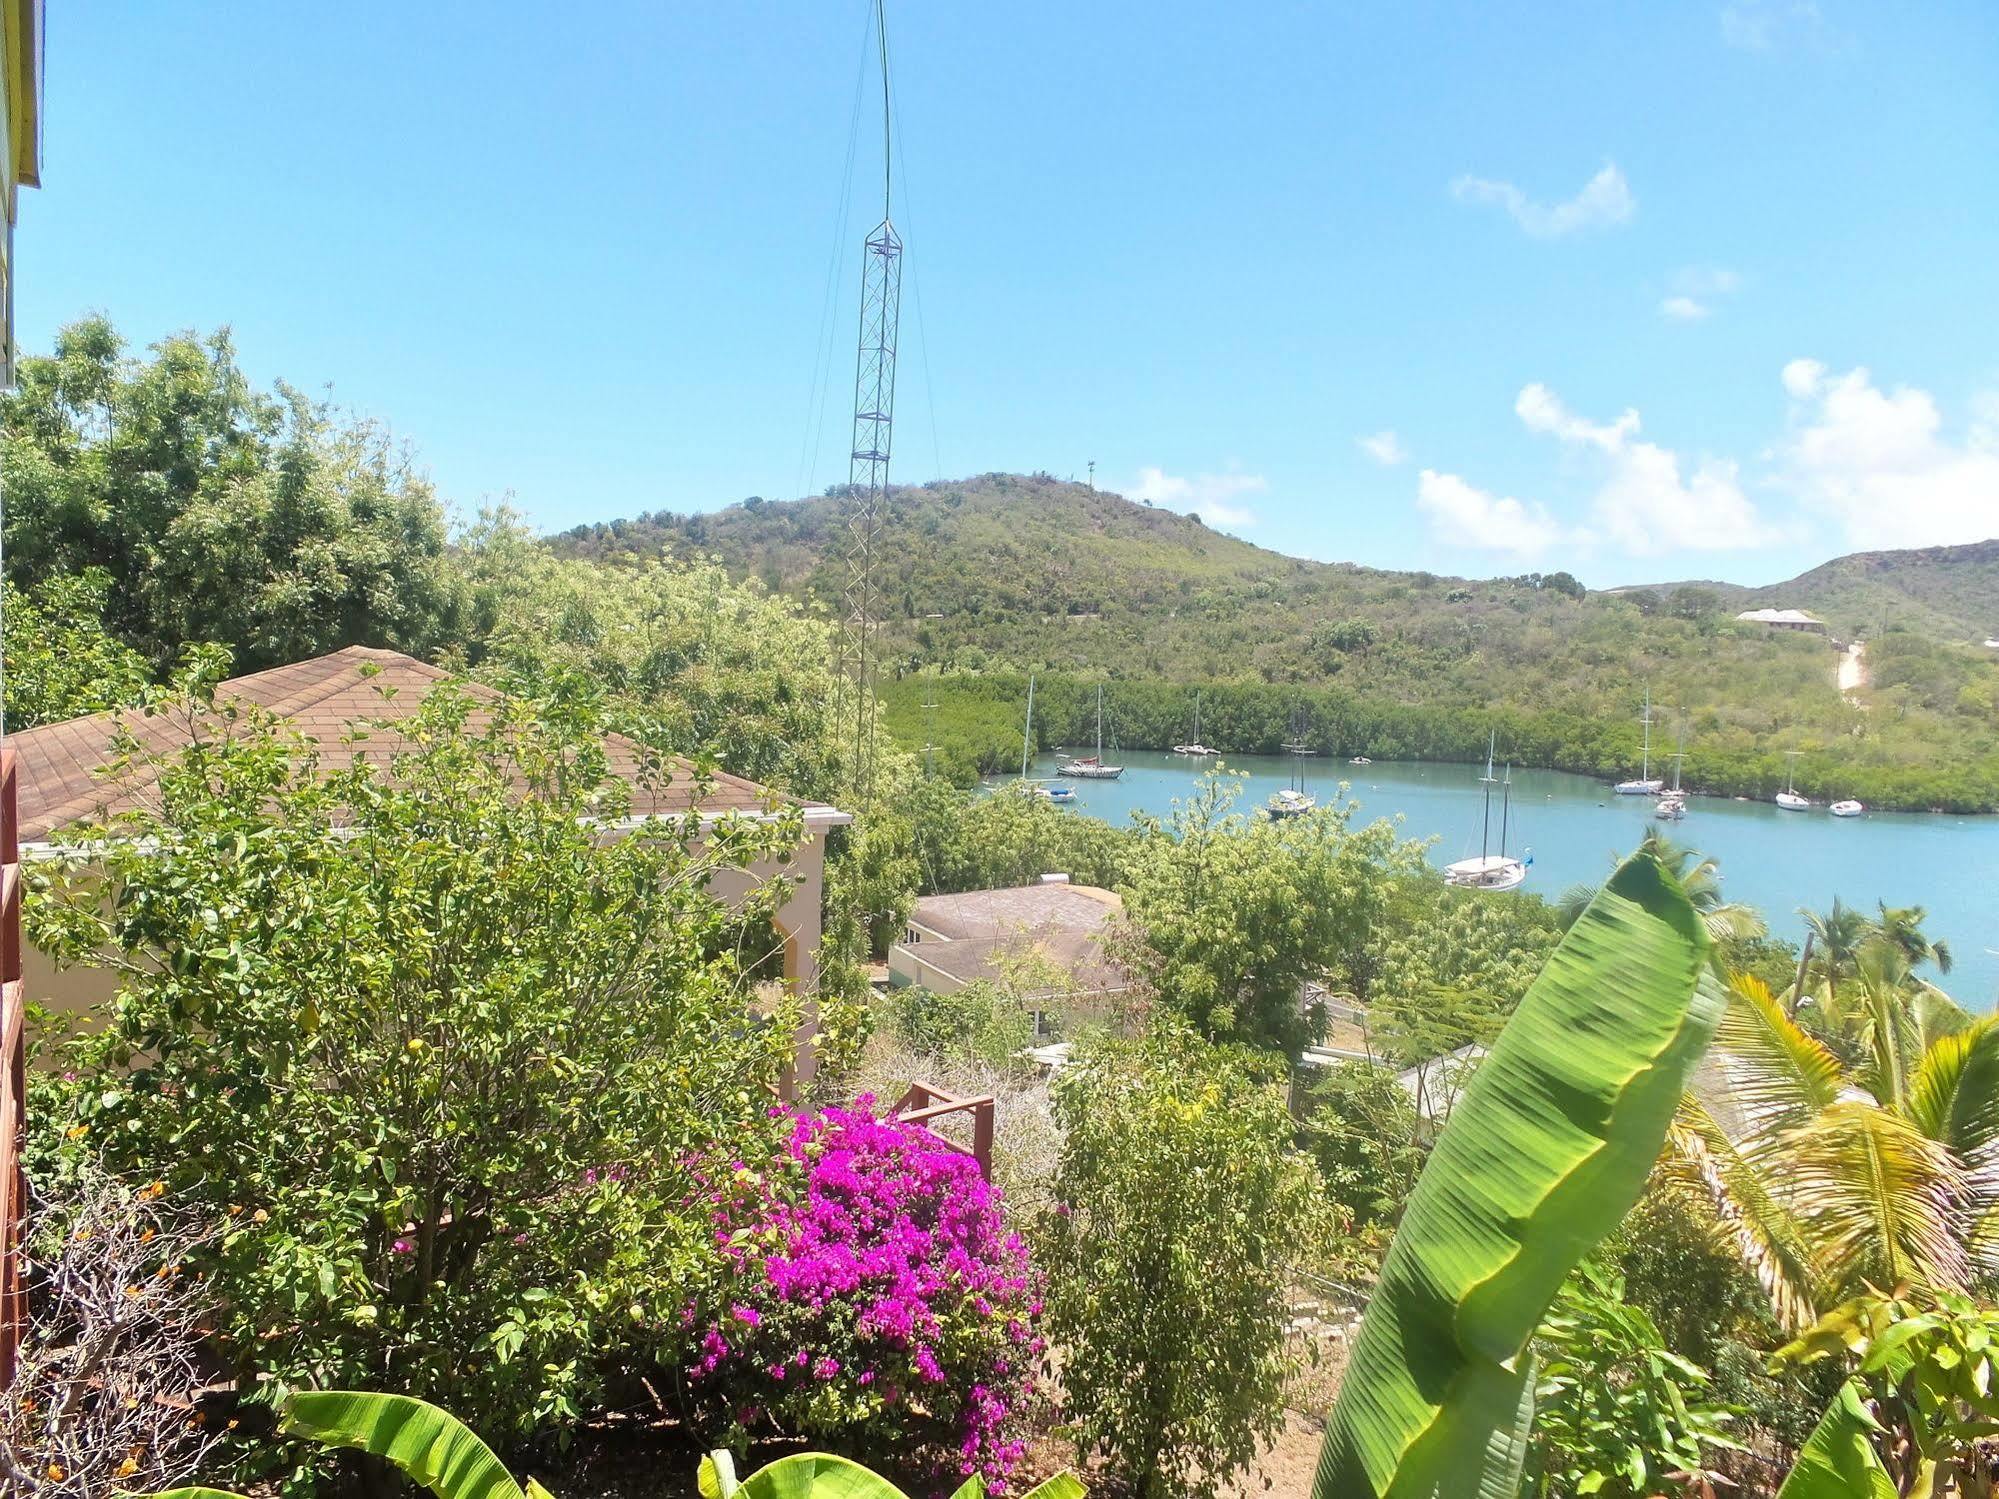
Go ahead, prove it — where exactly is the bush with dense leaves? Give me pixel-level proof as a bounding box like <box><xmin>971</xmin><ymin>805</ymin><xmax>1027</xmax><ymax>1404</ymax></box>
<box><xmin>1040</xmin><ymin>1034</ymin><xmax>1339</xmax><ymax>1498</ymax></box>
<box><xmin>682</xmin><ymin>1100</ymin><xmax>1044</xmax><ymax>1494</ymax></box>
<box><xmin>28</xmin><ymin>677</ymin><xmax>805</xmax><ymax>1460</ymax></box>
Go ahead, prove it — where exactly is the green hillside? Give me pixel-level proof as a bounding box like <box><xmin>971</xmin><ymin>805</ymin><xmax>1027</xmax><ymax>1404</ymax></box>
<box><xmin>555</xmin><ymin>474</ymin><xmax>1999</xmax><ymax>809</ymax></box>
<box><xmin>1622</xmin><ymin>539</ymin><xmax>1999</xmax><ymax>641</ymax></box>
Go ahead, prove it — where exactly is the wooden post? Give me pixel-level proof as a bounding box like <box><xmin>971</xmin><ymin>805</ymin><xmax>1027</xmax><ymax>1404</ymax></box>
<box><xmin>0</xmin><ymin>742</ymin><xmax>25</xmax><ymax>1386</ymax></box>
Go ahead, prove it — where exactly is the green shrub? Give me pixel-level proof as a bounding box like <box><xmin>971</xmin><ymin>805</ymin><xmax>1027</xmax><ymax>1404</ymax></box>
<box><xmin>30</xmin><ymin>680</ymin><xmax>804</xmax><ymax>1457</ymax></box>
<box><xmin>886</xmin><ymin>981</ymin><xmax>1037</xmax><ymax>1069</ymax></box>
<box><xmin>1040</xmin><ymin>1033</ymin><xmax>1338</xmax><ymax>1497</ymax></box>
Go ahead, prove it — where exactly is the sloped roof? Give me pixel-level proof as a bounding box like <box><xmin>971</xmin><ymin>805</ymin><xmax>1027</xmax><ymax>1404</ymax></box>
<box><xmin>1736</xmin><ymin>608</ymin><xmax>1825</xmax><ymax>625</ymax></box>
<box><xmin>12</xmin><ymin>646</ymin><xmax>835</xmax><ymax>840</ymax></box>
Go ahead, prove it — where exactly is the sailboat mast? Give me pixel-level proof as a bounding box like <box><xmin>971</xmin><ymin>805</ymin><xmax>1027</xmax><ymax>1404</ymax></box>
<box><xmin>1021</xmin><ymin>675</ymin><xmax>1036</xmax><ymax>779</ymax></box>
<box><xmin>1500</xmin><ymin>762</ymin><xmax>1512</xmax><ymax>856</ymax></box>
<box><xmin>1640</xmin><ymin>687</ymin><xmax>1653</xmax><ymax>782</ymax></box>
<box><xmin>1096</xmin><ymin>684</ymin><xmax>1104</xmax><ymax>760</ymax></box>
<box><xmin>1479</xmin><ymin>731</ymin><xmax>1495</xmax><ymax>862</ymax></box>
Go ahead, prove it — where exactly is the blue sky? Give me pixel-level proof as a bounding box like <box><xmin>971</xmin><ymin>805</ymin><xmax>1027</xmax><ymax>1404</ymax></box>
<box><xmin>21</xmin><ymin>1</ymin><xmax>1999</xmax><ymax>587</ymax></box>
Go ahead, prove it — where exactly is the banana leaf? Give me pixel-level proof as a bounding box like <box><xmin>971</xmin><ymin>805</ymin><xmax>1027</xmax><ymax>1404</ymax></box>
<box><xmin>1313</xmin><ymin>851</ymin><xmax>1725</xmax><ymax>1499</ymax></box>
<box><xmin>1773</xmin><ymin>1380</ymin><xmax>1897</xmax><ymax>1498</ymax></box>
<box><xmin>279</xmin><ymin>1390</ymin><xmax>527</xmax><ymax>1499</ymax></box>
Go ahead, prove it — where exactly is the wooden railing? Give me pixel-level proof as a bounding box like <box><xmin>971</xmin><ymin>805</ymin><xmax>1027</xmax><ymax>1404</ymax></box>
<box><xmin>0</xmin><ymin>741</ymin><xmax>23</xmax><ymax>1385</ymax></box>
<box><xmin>889</xmin><ymin>1080</ymin><xmax>995</xmax><ymax>1179</ymax></box>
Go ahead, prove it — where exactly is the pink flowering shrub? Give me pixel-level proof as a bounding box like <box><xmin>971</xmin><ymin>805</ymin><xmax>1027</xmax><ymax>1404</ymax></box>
<box><xmin>683</xmin><ymin>1098</ymin><xmax>1045</xmax><ymax>1495</ymax></box>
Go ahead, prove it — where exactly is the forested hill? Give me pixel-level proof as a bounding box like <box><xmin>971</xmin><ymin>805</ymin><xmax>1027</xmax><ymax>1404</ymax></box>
<box><xmin>1620</xmin><ymin>538</ymin><xmax>1999</xmax><ymax>642</ymax></box>
<box><xmin>555</xmin><ymin>474</ymin><xmax>1999</xmax><ymax>809</ymax></box>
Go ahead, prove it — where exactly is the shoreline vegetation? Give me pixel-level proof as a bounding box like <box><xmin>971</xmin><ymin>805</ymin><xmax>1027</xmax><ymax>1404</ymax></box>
<box><xmin>883</xmin><ymin>672</ymin><xmax>1999</xmax><ymax>814</ymax></box>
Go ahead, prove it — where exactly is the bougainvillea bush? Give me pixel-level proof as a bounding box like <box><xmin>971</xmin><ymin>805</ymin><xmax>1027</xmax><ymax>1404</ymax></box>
<box><xmin>683</xmin><ymin>1099</ymin><xmax>1045</xmax><ymax>1495</ymax></box>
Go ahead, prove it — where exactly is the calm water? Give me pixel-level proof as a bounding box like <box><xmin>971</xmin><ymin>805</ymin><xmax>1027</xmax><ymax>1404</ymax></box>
<box><xmin>1014</xmin><ymin>750</ymin><xmax>1999</xmax><ymax>1007</ymax></box>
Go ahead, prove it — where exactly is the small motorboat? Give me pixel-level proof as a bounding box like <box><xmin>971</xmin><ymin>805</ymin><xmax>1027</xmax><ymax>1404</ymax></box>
<box><xmin>1830</xmin><ymin>799</ymin><xmax>1864</xmax><ymax>818</ymax></box>
<box><xmin>1035</xmin><ymin>784</ymin><xmax>1077</xmax><ymax>804</ymax></box>
<box><xmin>1349</xmin><ymin>755</ymin><xmax>1372</xmax><ymax>765</ymax></box>
<box><xmin>1172</xmin><ymin>743</ymin><xmax>1218</xmax><ymax>758</ymax></box>
<box><xmin>1266</xmin><ymin>787</ymin><xmax>1316</xmax><ymax>819</ymax></box>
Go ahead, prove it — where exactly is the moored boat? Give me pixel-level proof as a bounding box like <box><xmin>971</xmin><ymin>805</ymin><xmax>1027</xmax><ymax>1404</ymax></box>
<box><xmin>1446</xmin><ymin>734</ymin><xmax>1529</xmax><ymax>891</ymax></box>
<box><xmin>1775</xmin><ymin>751</ymin><xmax>1811</xmax><ymax>811</ymax></box>
<box><xmin>1830</xmin><ymin>799</ymin><xmax>1864</xmax><ymax>818</ymax></box>
<box><xmin>1059</xmin><ymin>685</ymin><xmax>1124</xmax><ymax>780</ymax></box>
<box><xmin>1614</xmin><ymin>686</ymin><xmax>1666</xmax><ymax>795</ymax></box>
<box><xmin>1265</xmin><ymin>786</ymin><xmax>1316</xmax><ymax>819</ymax></box>
<box><xmin>1349</xmin><ymin>755</ymin><xmax>1372</xmax><ymax>765</ymax></box>
<box><xmin>1172</xmin><ymin>691</ymin><xmax>1216</xmax><ymax>757</ymax></box>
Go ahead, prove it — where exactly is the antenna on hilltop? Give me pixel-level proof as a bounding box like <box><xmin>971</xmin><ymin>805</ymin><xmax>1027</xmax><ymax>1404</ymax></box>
<box><xmin>837</xmin><ymin>0</ymin><xmax>903</xmax><ymax>811</ymax></box>
<box><xmin>1087</xmin><ymin>460</ymin><xmax>1096</xmax><ymax>493</ymax></box>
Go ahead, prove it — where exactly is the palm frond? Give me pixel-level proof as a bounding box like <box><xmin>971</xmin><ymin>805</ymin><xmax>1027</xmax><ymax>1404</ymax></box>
<box><xmin>1785</xmin><ymin>1101</ymin><xmax>1968</xmax><ymax>1302</ymax></box>
<box><xmin>1907</xmin><ymin>1019</ymin><xmax>1999</xmax><ymax>1161</ymax></box>
<box><xmin>1710</xmin><ymin>972</ymin><xmax>1842</xmax><ymax>1145</ymax></box>
<box><xmin>1702</xmin><ymin>902</ymin><xmax>1768</xmax><ymax>945</ymax></box>
<box><xmin>1662</xmin><ymin>1095</ymin><xmax>1822</xmax><ymax>1330</ymax></box>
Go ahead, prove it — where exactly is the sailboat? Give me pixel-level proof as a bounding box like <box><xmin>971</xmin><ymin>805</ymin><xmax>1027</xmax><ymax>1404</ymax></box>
<box><xmin>1614</xmin><ymin>687</ymin><xmax>1666</xmax><ymax>795</ymax></box>
<box><xmin>1775</xmin><ymin>750</ymin><xmax>1812</xmax><ymax>811</ymax></box>
<box><xmin>1266</xmin><ymin>708</ymin><xmax>1317</xmax><ymax>818</ymax></box>
<box><xmin>1172</xmin><ymin>690</ymin><xmax>1217</xmax><ymax>757</ymax></box>
<box><xmin>1020</xmin><ymin>677</ymin><xmax>1077</xmax><ymax>802</ymax></box>
<box><xmin>1060</xmin><ymin>685</ymin><xmax>1125</xmax><ymax>780</ymax></box>
<box><xmin>1446</xmin><ymin>735</ymin><xmax>1529</xmax><ymax>891</ymax></box>
<box><xmin>1654</xmin><ymin>723</ymin><xmax>1689</xmax><ymax>821</ymax></box>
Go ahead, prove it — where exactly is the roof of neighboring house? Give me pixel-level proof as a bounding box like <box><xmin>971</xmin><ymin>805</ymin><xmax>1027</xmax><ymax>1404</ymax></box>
<box><xmin>12</xmin><ymin>646</ymin><xmax>842</xmax><ymax>841</ymax></box>
<box><xmin>1735</xmin><ymin>608</ymin><xmax>1825</xmax><ymax>626</ymax></box>
<box><xmin>908</xmin><ymin>881</ymin><xmax>1122</xmax><ymax>942</ymax></box>
<box><xmin>899</xmin><ymin>882</ymin><xmax>1126</xmax><ymax>999</ymax></box>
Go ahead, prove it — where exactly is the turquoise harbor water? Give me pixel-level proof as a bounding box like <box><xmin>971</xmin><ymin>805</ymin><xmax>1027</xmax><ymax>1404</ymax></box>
<box><xmin>1013</xmin><ymin>749</ymin><xmax>1999</xmax><ymax>1007</ymax></box>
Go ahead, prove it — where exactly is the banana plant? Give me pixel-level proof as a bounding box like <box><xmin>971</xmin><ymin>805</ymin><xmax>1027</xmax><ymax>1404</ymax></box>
<box><xmin>153</xmin><ymin>1390</ymin><xmax>1083</xmax><ymax>1499</ymax></box>
<box><xmin>1313</xmin><ymin>850</ymin><xmax>1726</xmax><ymax>1499</ymax></box>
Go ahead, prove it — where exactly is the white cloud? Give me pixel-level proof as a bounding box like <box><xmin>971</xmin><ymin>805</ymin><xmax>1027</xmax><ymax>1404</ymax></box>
<box><xmin>1130</xmin><ymin>466</ymin><xmax>1265</xmax><ymax>528</ymax></box>
<box><xmin>1415</xmin><ymin>469</ymin><xmax>1567</xmax><ymax>557</ymax></box>
<box><xmin>1776</xmin><ymin>362</ymin><xmax>1999</xmax><ymax>549</ymax></box>
<box><xmin>1450</xmin><ymin>162</ymin><xmax>1635</xmax><ymax>239</ymax></box>
<box><xmin>1659</xmin><ymin>267</ymin><xmax>1741</xmax><ymax>322</ymax></box>
<box><xmin>1358</xmin><ymin>429</ymin><xmax>1408</xmax><ymax>466</ymax></box>
<box><xmin>1515</xmin><ymin>383</ymin><xmax>1776</xmax><ymax>553</ymax></box>
<box><xmin>1722</xmin><ymin>1</ymin><xmax>1826</xmax><ymax>51</ymax></box>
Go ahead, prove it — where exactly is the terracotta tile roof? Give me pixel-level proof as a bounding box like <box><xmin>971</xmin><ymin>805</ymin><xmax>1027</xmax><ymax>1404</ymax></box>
<box><xmin>12</xmin><ymin>646</ymin><xmax>829</xmax><ymax>840</ymax></box>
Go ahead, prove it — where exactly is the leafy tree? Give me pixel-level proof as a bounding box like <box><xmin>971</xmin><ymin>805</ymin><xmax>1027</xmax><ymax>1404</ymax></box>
<box><xmin>1297</xmin><ymin>1060</ymin><xmax>1423</xmax><ymax>1230</ymax></box>
<box><xmin>1118</xmin><ymin>774</ymin><xmax>1421</xmax><ymax>1058</ymax></box>
<box><xmin>1</xmin><ymin>570</ymin><xmax>150</xmax><ymax>727</ymax></box>
<box><xmin>1873</xmin><ymin>900</ymin><xmax>1954</xmax><ymax>977</ymax></box>
<box><xmin>1527</xmin><ymin>1263</ymin><xmax>1741</xmax><ymax>1498</ymax></box>
<box><xmin>1559</xmin><ymin>830</ymin><xmax>1766</xmax><ymax>946</ymax></box>
<box><xmin>1042</xmin><ymin>1033</ymin><xmax>1336</xmax><ymax>1498</ymax></box>
<box><xmin>30</xmin><ymin>678</ymin><xmax>805</xmax><ymax>1448</ymax></box>
<box><xmin>1</xmin><ymin>316</ymin><xmax>459</xmax><ymax>671</ymax></box>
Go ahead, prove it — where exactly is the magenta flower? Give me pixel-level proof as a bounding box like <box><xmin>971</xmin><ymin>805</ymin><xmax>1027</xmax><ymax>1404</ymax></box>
<box><xmin>392</xmin><ymin>1238</ymin><xmax>414</xmax><ymax>1256</ymax></box>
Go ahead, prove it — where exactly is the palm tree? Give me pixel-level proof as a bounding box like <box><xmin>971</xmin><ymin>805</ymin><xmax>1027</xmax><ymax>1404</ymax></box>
<box><xmin>1557</xmin><ymin>831</ymin><xmax>1765</xmax><ymax>945</ymax></box>
<box><xmin>1797</xmin><ymin>897</ymin><xmax>1874</xmax><ymax>1011</ymax></box>
<box><xmin>1875</xmin><ymin>900</ymin><xmax>1954</xmax><ymax>977</ymax></box>
<box><xmin>1668</xmin><ymin>971</ymin><xmax>1999</xmax><ymax>1330</ymax></box>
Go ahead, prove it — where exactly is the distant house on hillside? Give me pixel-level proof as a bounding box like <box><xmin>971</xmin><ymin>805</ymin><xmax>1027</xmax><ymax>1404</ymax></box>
<box><xmin>889</xmin><ymin>878</ymin><xmax>1127</xmax><ymax>1037</ymax></box>
<box><xmin>14</xmin><ymin>646</ymin><xmax>849</xmax><ymax>1079</ymax></box>
<box><xmin>1735</xmin><ymin>607</ymin><xmax>1829</xmax><ymax>636</ymax></box>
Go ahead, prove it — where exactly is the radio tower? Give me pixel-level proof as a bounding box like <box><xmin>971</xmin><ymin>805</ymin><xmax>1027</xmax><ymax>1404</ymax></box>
<box><xmin>838</xmin><ymin>0</ymin><xmax>901</xmax><ymax>811</ymax></box>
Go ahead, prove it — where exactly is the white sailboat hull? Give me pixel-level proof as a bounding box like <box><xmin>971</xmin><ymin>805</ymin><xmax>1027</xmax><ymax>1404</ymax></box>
<box><xmin>1266</xmin><ymin>789</ymin><xmax>1316</xmax><ymax>819</ymax></box>
<box><xmin>1060</xmin><ymin>762</ymin><xmax>1124</xmax><ymax>780</ymax></box>
<box><xmin>1614</xmin><ymin>779</ymin><xmax>1665</xmax><ymax>796</ymax></box>
<box><xmin>1775</xmin><ymin>791</ymin><xmax>1812</xmax><ymax>811</ymax></box>
<box><xmin>1445</xmin><ymin>855</ymin><xmax>1528</xmax><ymax>892</ymax></box>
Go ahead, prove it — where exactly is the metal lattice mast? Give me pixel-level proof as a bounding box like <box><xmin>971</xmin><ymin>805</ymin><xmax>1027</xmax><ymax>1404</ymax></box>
<box><xmin>838</xmin><ymin>0</ymin><xmax>901</xmax><ymax>809</ymax></box>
